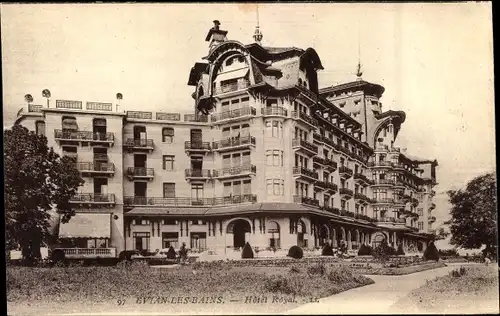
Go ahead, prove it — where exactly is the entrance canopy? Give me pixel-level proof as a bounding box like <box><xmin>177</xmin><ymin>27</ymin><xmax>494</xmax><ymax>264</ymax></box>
<box><xmin>59</xmin><ymin>213</ymin><xmax>111</xmax><ymax>239</ymax></box>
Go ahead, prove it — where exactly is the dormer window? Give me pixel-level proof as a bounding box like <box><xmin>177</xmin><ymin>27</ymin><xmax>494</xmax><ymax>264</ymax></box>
<box><xmin>226</xmin><ymin>58</ymin><xmax>234</xmax><ymax>66</ymax></box>
<box><xmin>339</xmin><ymin>102</ymin><xmax>346</xmax><ymax>108</ymax></box>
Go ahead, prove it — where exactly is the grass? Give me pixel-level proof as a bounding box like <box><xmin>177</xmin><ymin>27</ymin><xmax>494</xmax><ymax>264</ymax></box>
<box><xmin>354</xmin><ymin>261</ymin><xmax>446</xmax><ymax>275</ymax></box>
<box><xmin>7</xmin><ymin>261</ymin><xmax>374</xmax><ymax>315</ymax></box>
<box><xmin>391</xmin><ymin>265</ymin><xmax>499</xmax><ymax>314</ymax></box>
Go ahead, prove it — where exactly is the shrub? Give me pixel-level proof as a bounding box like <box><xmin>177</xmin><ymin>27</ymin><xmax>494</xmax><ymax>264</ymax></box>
<box><xmin>358</xmin><ymin>244</ymin><xmax>372</xmax><ymax>256</ymax></box>
<box><xmin>451</xmin><ymin>266</ymin><xmax>467</xmax><ymax>277</ymax></box>
<box><xmin>118</xmin><ymin>250</ymin><xmax>139</xmax><ymax>261</ymax></box>
<box><xmin>287</xmin><ymin>246</ymin><xmax>304</xmax><ymax>259</ymax></box>
<box><xmin>241</xmin><ymin>242</ymin><xmax>254</xmax><ymax>259</ymax></box>
<box><xmin>289</xmin><ymin>266</ymin><xmax>301</xmax><ymax>273</ymax></box>
<box><xmin>423</xmin><ymin>242</ymin><xmax>440</xmax><ymax>261</ymax></box>
<box><xmin>396</xmin><ymin>243</ymin><xmax>405</xmax><ymax>256</ymax></box>
<box><xmin>327</xmin><ymin>265</ymin><xmax>354</xmax><ymax>283</ymax></box>
<box><xmin>321</xmin><ymin>243</ymin><xmax>334</xmax><ymax>256</ymax></box>
<box><xmin>373</xmin><ymin>238</ymin><xmax>392</xmax><ymax>263</ymax></box>
<box><xmin>307</xmin><ymin>263</ymin><xmax>326</xmax><ymax>276</ymax></box>
<box><xmin>166</xmin><ymin>246</ymin><xmax>177</xmax><ymax>260</ymax></box>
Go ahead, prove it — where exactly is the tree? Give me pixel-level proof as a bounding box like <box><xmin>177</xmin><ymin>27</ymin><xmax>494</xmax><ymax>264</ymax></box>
<box><xmin>4</xmin><ymin>125</ymin><xmax>84</xmax><ymax>264</ymax></box>
<box><xmin>447</xmin><ymin>173</ymin><xmax>497</xmax><ymax>258</ymax></box>
<box><xmin>42</xmin><ymin>89</ymin><xmax>51</xmax><ymax>108</ymax></box>
<box><xmin>423</xmin><ymin>242</ymin><xmax>440</xmax><ymax>261</ymax></box>
<box><xmin>241</xmin><ymin>242</ymin><xmax>254</xmax><ymax>259</ymax></box>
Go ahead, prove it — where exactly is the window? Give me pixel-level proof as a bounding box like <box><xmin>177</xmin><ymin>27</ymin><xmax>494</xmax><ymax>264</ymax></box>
<box><xmin>267</xmin><ymin>150</ymin><xmax>284</xmax><ymax>166</ymax></box>
<box><xmin>243</xmin><ymin>180</ymin><xmax>251</xmax><ymax>194</ymax></box>
<box><xmin>132</xmin><ymin>219</ymin><xmax>150</xmax><ymax>225</ymax></box>
<box><xmin>268</xmin><ymin>179</ymin><xmax>284</xmax><ymax>196</ymax></box>
<box><xmin>339</xmin><ymin>102</ymin><xmax>346</xmax><ymax>108</ymax></box>
<box><xmin>191</xmin><ymin>184</ymin><xmax>204</xmax><ymax>200</ymax></box>
<box><xmin>162</xmin><ymin>128</ymin><xmax>174</xmax><ymax>143</ymax></box>
<box><xmin>163</xmin><ymin>183</ymin><xmax>175</xmax><ymax>198</ymax></box>
<box><xmin>226</xmin><ymin>57</ymin><xmax>234</xmax><ymax>66</ymax></box>
<box><xmin>162</xmin><ymin>219</ymin><xmax>178</xmax><ymax>225</ymax></box>
<box><xmin>341</xmin><ymin>200</ymin><xmax>346</xmax><ymax>210</ymax></box>
<box><xmin>223</xmin><ymin>182</ymin><xmax>232</xmax><ymax>197</ymax></box>
<box><xmin>267</xmin><ymin>180</ymin><xmax>273</xmax><ymax>195</ymax></box>
<box><xmin>163</xmin><ymin>155</ymin><xmax>174</xmax><ymax>171</ymax></box>
<box><xmin>418</xmin><ymin>222</ymin><xmax>424</xmax><ymax>230</ymax></box>
<box><xmin>35</xmin><ymin>121</ymin><xmax>46</xmax><ymax>136</ymax></box>
<box><xmin>191</xmin><ymin>220</ymin><xmax>207</xmax><ymax>225</ymax></box>
<box><xmin>162</xmin><ymin>232</ymin><xmax>179</xmax><ymax>249</ymax></box>
<box><xmin>133</xmin><ymin>232</ymin><xmax>150</xmax><ymax>251</ymax></box>
<box><xmin>266</xmin><ymin>120</ymin><xmax>283</xmax><ymax>138</ymax></box>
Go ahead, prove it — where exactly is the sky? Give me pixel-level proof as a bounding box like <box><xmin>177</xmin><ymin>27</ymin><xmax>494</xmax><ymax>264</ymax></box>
<box><xmin>1</xmin><ymin>3</ymin><xmax>495</xmax><ymax>240</ymax></box>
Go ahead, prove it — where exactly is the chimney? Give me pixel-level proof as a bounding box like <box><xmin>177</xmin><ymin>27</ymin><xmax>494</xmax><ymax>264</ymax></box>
<box><xmin>205</xmin><ymin>20</ymin><xmax>228</xmax><ymax>52</ymax></box>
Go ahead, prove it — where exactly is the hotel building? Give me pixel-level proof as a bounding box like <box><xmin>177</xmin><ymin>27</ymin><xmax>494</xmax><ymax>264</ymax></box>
<box><xmin>14</xmin><ymin>21</ymin><xmax>438</xmax><ymax>259</ymax></box>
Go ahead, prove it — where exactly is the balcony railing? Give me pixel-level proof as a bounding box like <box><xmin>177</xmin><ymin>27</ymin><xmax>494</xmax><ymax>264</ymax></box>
<box><xmin>354</xmin><ymin>193</ymin><xmax>372</xmax><ymax>203</ymax></box>
<box><xmin>214</xmin><ymin>79</ymin><xmax>250</xmax><ymax>95</ymax></box>
<box><xmin>28</xmin><ymin>104</ymin><xmax>43</xmax><ymax>112</ymax></box>
<box><xmin>339</xmin><ymin>188</ymin><xmax>354</xmax><ymax>196</ymax></box>
<box><xmin>428</xmin><ymin>216</ymin><xmax>436</xmax><ymax>223</ymax></box>
<box><xmin>70</xmin><ymin>193</ymin><xmax>116</xmax><ymax>204</ymax></box>
<box><xmin>354</xmin><ymin>213</ymin><xmax>375</xmax><ymax>222</ymax></box>
<box><xmin>375</xmin><ymin>217</ymin><xmax>406</xmax><ymax>224</ymax></box>
<box><xmin>293</xmin><ymin>195</ymin><xmax>320</xmax><ymax>207</ymax></box>
<box><xmin>372</xmin><ymin>179</ymin><xmax>395</xmax><ymax>186</ymax></box>
<box><xmin>292</xmin><ymin>166</ymin><xmax>319</xmax><ymax>180</ymax></box>
<box><xmin>212</xmin><ymin>136</ymin><xmax>255</xmax><ymax>151</ymax></box>
<box><xmin>156</xmin><ymin>112</ymin><xmax>181</xmax><ymax>121</ymax></box>
<box><xmin>124</xmin><ymin>194</ymin><xmax>257</xmax><ymax>207</ymax></box>
<box><xmin>373</xmin><ymin>197</ymin><xmax>394</xmax><ymax>204</ymax></box>
<box><xmin>338</xmin><ymin>166</ymin><xmax>354</xmax><ymax>178</ymax></box>
<box><xmin>340</xmin><ymin>210</ymin><xmax>355</xmax><ymax>218</ymax></box>
<box><xmin>127</xmin><ymin>111</ymin><xmax>152</xmax><ymax>119</ymax></box>
<box><xmin>292</xmin><ymin>138</ymin><xmax>318</xmax><ymax>155</ymax></box>
<box><xmin>184</xmin><ymin>114</ymin><xmax>208</xmax><ymax>122</ymax></box>
<box><xmin>55</xmin><ymin>248</ymin><xmax>116</xmax><ymax>259</ymax></box>
<box><xmin>184</xmin><ymin>141</ymin><xmax>212</xmax><ymax>154</ymax></box>
<box><xmin>93</xmin><ymin>153</ymin><xmax>109</xmax><ymax>161</ymax></box>
<box><xmin>127</xmin><ymin>167</ymin><xmax>154</xmax><ymax>178</ymax></box>
<box><xmin>324</xmin><ymin>181</ymin><xmax>338</xmax><ymax>192</ymax></box>
<box><xmin>313</xmin><ymin>156</ymin><xmax>326</xmax><ymax>166</ymax></box>
<box><xmin>56</xmin><ymin>100</ymin><xmax>82</xmax><ymax>109</ymax></box>
<box><xmin>353</xmin><ymin>173</ymin><xmax>372</xmax><ymax>184</ymax></box>
<box><xmin>185</xmin><ymin>169</ymin><xmax>213</xmax><ymax>178</ymax></box>
<box><xmin>291</xmin><ymin>111</ymin><xmax>317</xmax><ymax>126</ymax></box>
<box><xmin>367</xmin><ymin>161</ymin><xmax>394</xmax><ymax>168</ymax></box>
<box><xmin>261</xmin><ymin>106</ymin><xmax>287</xmax><ymax>117</ymax></box>
<box><xmin>76</xmin><ymin>162</ymin><xmax>115</xmax><ymax>174</ymax></box>
<box><xmin>325</xmin><ymin>159</ymin><xmax>338</xmax><ymax>171</ymax></box>
<box><xmin>54</xmin><ymin>130</ymin><xmax>115</xmax><ymax>142</ymax></box>
<box><xmin>86</xmin><ymin>102</ymin><xmax>112</xmax><ymax>111</ymax></box>
<box><xmin>213</xmin><ymin>165</ymin><xmax>256</xmax><ymax>178</ymax></box>
<box><xmin>124</xmin><ymin>138</ymin><xmax>154</xmax><ymax>149</ymax></box>
<box><xmin>211</xmin><ymin>107</ymin><xmax>256</xmax><ymax>122</ymax></box>
<box><xmin>322</xmin><ymin>206</ymin><xmax>341</xmax><ymax>215</ymax></box>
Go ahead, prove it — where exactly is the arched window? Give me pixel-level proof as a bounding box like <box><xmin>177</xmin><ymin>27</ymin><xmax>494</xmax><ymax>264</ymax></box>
<box><xmin>298</xmin><ymin>78</ymin><xmax>303</xmax><ymax>86</ymax></box>
<box><xmin>162</xmin><ymin>127</ymin><xmax>174</xmax><ymax>143</ymax></box>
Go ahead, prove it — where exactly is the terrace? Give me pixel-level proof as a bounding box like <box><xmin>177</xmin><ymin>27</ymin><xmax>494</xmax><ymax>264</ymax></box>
<box><xmin>54</xmin><ymin>130</ymin><xmax>115</xmax><ymax>146</ymax></box>
<box><xmin>123</xmin><ymin>194</ymin><xmax>257</xmax><ymax>207</ymax></box>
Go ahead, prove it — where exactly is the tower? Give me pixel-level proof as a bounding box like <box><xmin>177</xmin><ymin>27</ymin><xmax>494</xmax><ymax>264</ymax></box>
<box><xmin>253</xmin><ymin>5</ymin><xmax>263</xmax><ymax>44</ymax></box>
<box><xmin>205</xmin><ymin>20</ymin><xmax>228</xmax><ymax>52</ymax></box>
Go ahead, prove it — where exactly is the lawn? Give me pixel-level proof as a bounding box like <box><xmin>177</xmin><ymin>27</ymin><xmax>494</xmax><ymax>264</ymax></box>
<box><xmin>390</xmin><ymin>264</ymin><xmax>499</xmax><ymax>314</ymax></box>
<box><xmin>7</xmin><ymin>261</ymin><xmax>374</xmax><ymax>315</ymax></box>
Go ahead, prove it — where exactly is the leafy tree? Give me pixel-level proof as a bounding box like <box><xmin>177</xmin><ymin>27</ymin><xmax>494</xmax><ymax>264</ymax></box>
<box><xmin>4</xmin><ymin>125</ymin><xmax>84</xmax><ymax>264</ymax></box>
<box><xmin>321</xmin><ymin>242</ymin><xmax>334</xmax><ymax>256</ymax></box>
<box><xmin>447</xmin><ymin>173</ymin><xmax>497</xmax><ymax>258</ymax></box>
<box><xmin>42</xmin><ymin>89</ymin><xmax>51</xmax><ymax>108</ymax></box>
<box><xmin>357</xmin><ymin>244</ymin><xmax>372</xmax><ymax>256</ymax></box>
<box><xmin>24</xmin><ymin>94</ymin><xmax>33</xmax><ymax>106</ymax></box>
<box><xmin>423</xmin><ymin>242</ymin><xmax>440</xmax><ymax>261</ymax></box>
<box><xmin>373</xmin><ymin>238</ymin><xmax>394</xmax><ymax>263</ymax></box>
<box><xmin>241</xmin><ymin>242</ymin><xmax>254</xmax><ymax>259</ymax></box>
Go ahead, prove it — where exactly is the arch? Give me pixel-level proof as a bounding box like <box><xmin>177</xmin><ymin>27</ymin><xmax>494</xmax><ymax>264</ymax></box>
<box><xmin>226</xmin><ymin>218</ymin><xmax>251</xmax><ymax>248</ymax></box>
<box><xmin>297</xmin><ymin>220</ymin><xmax>307</xmax><ymax>247</ymax></box>
<box><xmin>372</xmin><ymin>112</ymin><xmax>406</xmax><ymax>148</ymax></box>
<box><xmin>267</xmin><ymin>221</ymin><xmax>280</xmax><ymax>248</ymax></box>
<box><xmin>318</xmin><ymin>224</ymin><xmax>330</xmax><ymax>247</ymax></box>
<box><xmin>371</xmin><ymin>232</ymin><xmax>387</xmax><ymax>248</ymax></box>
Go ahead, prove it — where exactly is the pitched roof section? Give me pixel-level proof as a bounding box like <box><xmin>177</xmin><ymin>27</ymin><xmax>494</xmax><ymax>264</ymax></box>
<box><xmin>320</xmin><ymin>80</ymin><xmax>385</xmax><ymax>98</ymax></box>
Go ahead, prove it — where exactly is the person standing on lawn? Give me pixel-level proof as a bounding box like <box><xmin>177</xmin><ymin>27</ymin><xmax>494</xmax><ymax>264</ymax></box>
<box><xmin>179</xmin><ymin>243</ymin><xmax>188</xmax><ymax>264</ymax></box>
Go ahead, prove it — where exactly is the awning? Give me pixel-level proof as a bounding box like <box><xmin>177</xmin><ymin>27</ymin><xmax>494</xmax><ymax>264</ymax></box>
<box><xmin>216</xmin><ymin>68</ymin><xmax>249</xmax><ymax>82</ymax></box>
<box><xmin>59</xmin><ymin>213</ymin><xmax>111</xmax><ymax>239</ymax></box>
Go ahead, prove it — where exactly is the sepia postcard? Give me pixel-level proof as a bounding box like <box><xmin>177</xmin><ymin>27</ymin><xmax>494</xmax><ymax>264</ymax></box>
<box><xmin>3</xmin><ymin>2</ymin><xmax>498</xmax><ymax>315</ymax></box>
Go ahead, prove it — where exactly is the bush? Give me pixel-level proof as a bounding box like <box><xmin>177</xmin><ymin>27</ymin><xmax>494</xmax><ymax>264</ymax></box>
<box><xmin>373</xmin><ymin>238</ymin><xmax>392</xmax><ymax>262</ymax></box>
<box><xmin>423</xmin><ymin>242</ymin><xmax>440</xmax><ymax>261</ymax></box>
<box><xmin>327</xmin><ymin>265</ymin><xmax>354</xmax><ymax>283</ymax></box>
<box><xmin>287</xmin><ymin>246</ymin><xmax>304</xmax><ymax>259</ymax></box>
<box><xmin>118</xmin><ymin>250</ymin><xmax>139</xmax><ymax>261</ymax></box>
<box><xmin>451</xmin><ymin>266</ymin><xmax>467</xmax><ymax>277</ymax></box>
<box><xmin>307</xmin><ymin>263</ymin><xmax>326</xmax><ymax>276</ymax></box>
<box><xmin>241</xmin><ymin>242</ymin><xmax>254</xmax><ymax>259</ymax></box>
<box><xmin>263</xmin><ymin>275</ymin><xmax>296</xmax><ymax>294</ymax></box>
<box><xmin>166</xmin><ymin>246</ymin><xmax>177</xmax><ymax>260</ymax></box>
<box><xmin>358</xmin><ymin>244</ymin><xmax>372</xmax><ymax>256</ymax></box>
<box><xmin>396</xmin><ymin>243</ymin><xmax>405</xmax><ymax>256</ymax></box>
<box><xmin>289</xmin><ymin>266</ymin><xmax>301</xmax><ymax>273</ymax></box>
<box><xmin>321</xmin><ymin>243</ymin><xmax>334</xmax><ymax>256</ymax></box>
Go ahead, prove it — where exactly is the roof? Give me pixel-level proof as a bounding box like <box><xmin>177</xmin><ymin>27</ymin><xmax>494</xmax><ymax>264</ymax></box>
<box><xmin>319</xmin><ymin>79</ymin><xmax>385</xmax><ymax>97</ymax></box>
<box><xmin>187</xmin><ymin>62</ymin><xmax>209</xmax><ymax>86</ymax></box>
<box><xmin>59</xmin><ymin>213</ymin><xmax>111</xmax><ymax>239</ymax></box>
<box><xmin>400</xmin><ymin>153</ymin><xmax>438</xmax><ymax>165</ymax></box>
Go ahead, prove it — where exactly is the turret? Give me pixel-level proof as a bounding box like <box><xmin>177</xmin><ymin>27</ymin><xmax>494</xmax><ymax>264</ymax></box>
<box><xmin>205</xmin><ymin>20</ymin><xmax>228</xmax><ymax>52</ymax></box>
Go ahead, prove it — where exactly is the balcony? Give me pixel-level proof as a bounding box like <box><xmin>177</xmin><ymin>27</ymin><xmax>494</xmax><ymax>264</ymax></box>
<box><xmin>372</xmin><ymin>179</ymin><xmax>395</xmax><ymax>187</ymax></box>
<box><xmin>86</xmin><ymin>102</ymin><xmax>113</xmax><ymax>111</ymax></box>
<box><xmin>184</xmin><ymin>141</ymin><xmax>212</xmax><ymax>155</ymax></box>
<box><xmin>210</xmin><ymin>107</ymin><xmax>256</xmax><ymax>124</ymax></box>
<box><xmin>29</xmin><ymin>104</ymin><xmax>43</xmax><ymax>112</ymax></box>
<box><xmin>321</xmin><ymin>206</ymin><xmax>341</xmax><ymax>215</ymax></box>
<box><xmin>313</xmin><ymin>156</ymin><xmax>326</xmax><ymax>168</ymax></box>
<box><xmin>393</xmin><ymin>198</ymin><xmax>406</xmax><ymax>207</ymax></box>
<box><xmin>354</xmin><ymin>193</ymin><xmax>372</xmax><ymax>204</ymax></box>
<box><xmin>214</xmin><ymin>79</ymin><xmax>250</xmax><ymax>96</ymax></box>
<box><xmin>261</xmin><ymin>106</ymin><xmax>287</xmax><ymax>117</ymax></box>
<box><xmin>339</xmin><ymin>188</ymin><xmax>354</xmax><ymax>197</ymax></box>
<box><xmin>54</xmin><ymin>130</ymin><xmax>115</xmax><ymax>146</ymax></box>
<box><xmin>338</xmin><ymin>166</ymin><xmax>354</xmax><ymax>179</ymax></box>
<box><xmin>340</xmin><ymin>209</ymin><xmax>355</xmax><ymax>218</ymax></box>
<box><xmin>428</xmin><ymin>216</ymin><xmax>436</xmax><ymax>224</ymax></box>
<box><xmin>76</xmin><ymin>162</ymin><xmax>115</xmax><ymax>177</ymax></box>
<box><xmin>126</xmin><ymin>111</ymin><xmax>152</xmax><ymax>120</ymax></box>
<box><xmin>293</xmin><ymin>195</ymin><xmax>320</xmax><ymax>208</ymax></box>
<box><xmin>124</xmin><ymin>194</ymin><xmax>258</xmax><ymax>207</ymax></box>
<box><xmin>411</xmin><ymin>197</ymin><xmax>419</xmax><ymax>206</ymax></box>
<box><xmin>367</xmin><ymin>161</ymin><xmax>394</xmax><ymax>168</ymax></box>
<box><xmin>353</xmin><ymin>173</ymin><xmax>372</xmax><ymax>185</ymax></box>
<box><xmin>213</xmin><ymin>164</ymin><xmax>256</xmax><ymax>180</ymax></box>
<box><xmin>292</xmin><ymin>166</ymin><xmax>319</xmax><ymax>182</ymax></box>
<box><xmin>70</xmin><ymin>193</ymin><xmax>116</xmax><ymax>207</ymax></box>
<box><xmin>375</xmin><ymin>217</ymin><xmax>406</xmax><ymax>226</ymax></box>
<box><xmin>156</xmin><ymin>112</ymin><xmax>181</xmax><ymax>121</ymax></box>
<box><xmin>292</xmin><ymin>138</ymin><xmax>318</xmax><ymax>156</ymax></box>
<box><xmin>429</xmin><ymin>203</ymin><xmax>436</xmax><ymax>210</ymax></box>
<box><xmin>184</xmin><ymin>114</ymin><xmax>209</xmax><ymax>123</ymax></box>
<box><xmin>353</xmin><ymin>213</ymin><xmax>375</xmax><ymax>222</ymax></box>
<box><xmin>212</xmin><ymin>135</ymin><xmax>256</xmax><ymax>152</ymax></box>
<box><xmin>291</xmin><ymin>111</ymin><xmax>317</xmax><ymax>127</ymax></box>
<box><xmin>127</xmin><ymin>167</ymin><xmax>154</xmax><ymax>180</ymax></box>
<box><xmin>373</xmin><ymin>197</ymin><xmax>394</xmax><ymax>205</ymax></box>
<box><xmin>324</xmin><ymin>181</ymin><xmax>338</xmax><ymax>193</ymax></box>
<box><xmin>123</xmin><ymin>138</ymin><xmax>154</xmax><ymax>152</ymax></box>
<box><xmin>54</xmin><ymin>248</ymin><xmax>116</xmax><ymax>259</ymax></box>
<box><xmin>325</xmin><ymin>159</ymin><xmax>338</xmax><ymax>171</ymax></box>
<box><xmin>56</xmin><ymin>100</ymin><xmax>82</xmax><ymax>110</ymax></box>
<box><xmin>184</xmin><ymin>169</ymin><xmax>213</xmax><ymax>181</ymax></box>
